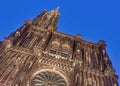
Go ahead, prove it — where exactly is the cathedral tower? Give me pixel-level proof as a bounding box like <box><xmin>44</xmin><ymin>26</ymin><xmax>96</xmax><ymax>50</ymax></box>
<box><xmin>0</xmin><ymin>8</ymin><xmax>118</xmax><ymax>86</ymax></box>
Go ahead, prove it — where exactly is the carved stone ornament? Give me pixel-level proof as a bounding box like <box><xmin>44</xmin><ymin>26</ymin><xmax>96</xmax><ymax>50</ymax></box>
<box><xmin>30</xmin><ymin>71</ymin><xmax>67</xmax><ymax>86</ymax></box>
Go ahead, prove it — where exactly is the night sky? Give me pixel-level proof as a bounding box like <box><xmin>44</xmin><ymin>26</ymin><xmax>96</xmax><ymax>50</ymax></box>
<box><xmin>0</xmin><ymin>0</ymin><xmax>120</xmax><ymax>85</ymax></box>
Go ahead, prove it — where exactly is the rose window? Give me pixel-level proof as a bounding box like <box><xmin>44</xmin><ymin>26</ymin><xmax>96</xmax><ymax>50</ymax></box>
<box><xmin>30</xmin><ymin>71</ymin><xmax>67</xmax><ymax>86</ymax></box>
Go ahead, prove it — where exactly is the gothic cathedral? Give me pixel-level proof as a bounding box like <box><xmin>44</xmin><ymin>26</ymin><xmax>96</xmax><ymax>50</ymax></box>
<box><xmin>0</xmin><ymin>8</ymin><xmax>118</xmax><ymax>86</ymax></box>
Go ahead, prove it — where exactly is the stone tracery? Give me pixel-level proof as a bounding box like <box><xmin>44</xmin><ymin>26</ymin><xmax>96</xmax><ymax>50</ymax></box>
<box><xmin>30</xmin><ymin>71</ymin><xmax>67</xmax><ymax>86</ymax></box>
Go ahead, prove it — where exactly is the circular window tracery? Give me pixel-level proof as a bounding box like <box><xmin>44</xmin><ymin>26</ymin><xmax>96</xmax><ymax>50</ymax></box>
<box><xmin>30</xmin><ymin>71</ymin><xmax>67</xmax><ymax>86</ymax></box>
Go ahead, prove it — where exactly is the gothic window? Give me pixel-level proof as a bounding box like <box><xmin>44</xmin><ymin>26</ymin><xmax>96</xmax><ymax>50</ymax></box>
<box><xmin>30</xmin><ymin>71</ymin><xmax>67</xmax><ymax>86</ymax></box>
<box><xmin>61</xmin><ymin>52</ymin><xmax>68</xmax><ymax>59</ymax></box>
<box><xmin>50</xmin><ymin>49</ymin><xmax>57</xmax><ymax>55</ymax></box>
<box><xmin>50</xmin><ymin>41</ymin><xmax>60</xmax><ymax>55</ymax></box>
<box><xmin>61</xmin><ymin>44</ymin><xmax>70</xmax><ymax>59</ymax></box>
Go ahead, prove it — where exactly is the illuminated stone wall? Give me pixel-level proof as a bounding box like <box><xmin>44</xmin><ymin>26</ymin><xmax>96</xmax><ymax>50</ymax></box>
<box><xmin>0</xmin><ymin>8</ymin><xmax>118</xmax><ymax>86</ymax></box>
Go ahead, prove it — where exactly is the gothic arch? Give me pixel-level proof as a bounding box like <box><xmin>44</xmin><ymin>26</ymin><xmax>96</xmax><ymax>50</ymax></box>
<box><xmin>29</xmin><ymin>69</ymin><xmax>68</xmax><ymax>86</ymax></box>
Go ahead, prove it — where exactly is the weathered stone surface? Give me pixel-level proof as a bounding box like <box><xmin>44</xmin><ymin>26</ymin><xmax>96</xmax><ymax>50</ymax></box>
<box><xmin>0</xmin><ymin>8</ymin><xmax>118</xmax><ymax>86</ymax></box>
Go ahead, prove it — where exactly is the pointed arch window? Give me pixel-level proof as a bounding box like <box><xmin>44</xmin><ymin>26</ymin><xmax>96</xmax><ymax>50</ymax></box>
<box><xmin>61</xmin><ymin>44</ymin><xmax>70</xmax><ymax>59</ymax></box>
<box><xmin>61</xmin><ymin>52</ymin><xmax>68</xmax><ymax>59</ymax></box>
<box><xmin>50</xmin><ymin>41</ymin><xmax>60</xmax><ymax>55</ymax></box>
<box><xmin>50</xmin><ymin>49</ymin><xmax>57</xmax><ymax>55</ymax></box>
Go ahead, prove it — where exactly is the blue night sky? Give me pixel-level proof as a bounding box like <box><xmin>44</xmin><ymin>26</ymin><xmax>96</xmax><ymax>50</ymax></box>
<box><xmin>0</xmin><ymin>0</ymin><xmax>120</xmax><ymax>85</ymax></box>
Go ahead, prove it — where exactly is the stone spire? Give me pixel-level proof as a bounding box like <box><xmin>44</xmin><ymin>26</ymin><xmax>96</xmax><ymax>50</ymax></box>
<box><xmin>31</xmin><ymin>7</ymin><xmax>60</xmax><ymax>31</ymax></box>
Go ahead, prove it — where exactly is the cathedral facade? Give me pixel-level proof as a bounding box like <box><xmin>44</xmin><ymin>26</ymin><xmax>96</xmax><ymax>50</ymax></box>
<box><xmin>0</xmin><ymin>8</ymin><xmax>118</xmax><ymax>86</ymax></box>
